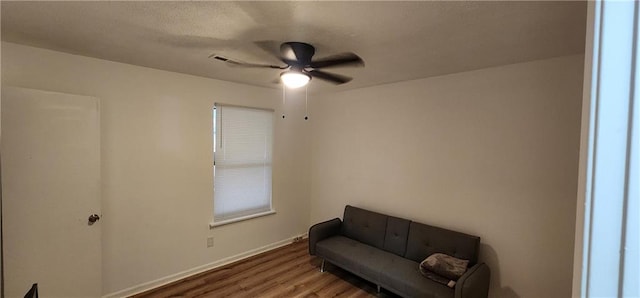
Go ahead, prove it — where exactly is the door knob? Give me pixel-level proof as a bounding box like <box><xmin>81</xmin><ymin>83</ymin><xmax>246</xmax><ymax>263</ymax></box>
<box><xmin>88</xmin><ymin>214</ymin><xmax>100</xmax><ymax>225</ymax></box>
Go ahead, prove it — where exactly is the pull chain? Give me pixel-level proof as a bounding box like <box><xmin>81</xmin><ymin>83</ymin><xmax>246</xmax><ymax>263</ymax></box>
<box><xmin>282</xmin><ymin>84</ymin><xmax>286</xmax><ymax>119</ymax></box>
<box><xmin>304</xmin><ymin>85</ymin><xmax>309</xmax><ymax>120</ymax></box>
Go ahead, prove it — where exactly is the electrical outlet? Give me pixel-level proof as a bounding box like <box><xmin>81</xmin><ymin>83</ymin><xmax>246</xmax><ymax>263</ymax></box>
<box><xmin>207</xmin><ymin>237</ymin><xmax>214</xmax><ymax>248</ymax></box>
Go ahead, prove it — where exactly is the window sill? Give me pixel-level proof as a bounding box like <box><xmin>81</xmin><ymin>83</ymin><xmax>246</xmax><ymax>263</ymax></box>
<box><xmin>209</xmin><ymin>210</ymin><xmax>276</xmax><ymax>229</ymax></box>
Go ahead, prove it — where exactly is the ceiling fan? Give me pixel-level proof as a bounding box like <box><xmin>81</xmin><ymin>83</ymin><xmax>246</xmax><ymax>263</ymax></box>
<box><xmin>210</xmin><ymin>41</ymin><xmax>364</xmax><ymax>88</ymax></box>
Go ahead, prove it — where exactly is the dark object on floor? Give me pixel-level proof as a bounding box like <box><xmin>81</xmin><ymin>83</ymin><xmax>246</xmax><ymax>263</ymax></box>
<box><xmin>309</xmin><ymin>205</ymin><xmax>490</xmax><ymax>298</ymax></box>
<box><xmin>24</xmin><ymin>283</ymin><xmax>38</xmax><ymax>298</ymax></box>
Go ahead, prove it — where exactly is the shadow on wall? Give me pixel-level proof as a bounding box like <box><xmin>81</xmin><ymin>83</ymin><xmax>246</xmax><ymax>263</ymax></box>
<box><xmin>481</xmin><ymin>243</ymin><xmax>520</xmax><ymax>298</ymax></box>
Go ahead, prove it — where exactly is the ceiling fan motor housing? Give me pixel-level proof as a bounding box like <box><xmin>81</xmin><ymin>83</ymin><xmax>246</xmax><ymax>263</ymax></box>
<box><xmin>280</xmin><ymin>42</ymin><xmax>316</xmax><ymax>67</ymax></box>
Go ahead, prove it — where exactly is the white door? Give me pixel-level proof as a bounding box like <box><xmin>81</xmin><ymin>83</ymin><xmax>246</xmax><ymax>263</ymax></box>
<box><xmin>1</xmin><ymin>87</ymin><xmax>101</xmax><ymax>298</ymax></box>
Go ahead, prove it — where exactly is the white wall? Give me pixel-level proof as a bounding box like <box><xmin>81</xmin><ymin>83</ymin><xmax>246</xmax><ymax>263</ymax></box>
<box><xmin>1</xmin><ymin>42</ymin><xmax>311</xmax><ymax>296</ymax></box>
<box><xmin>2</xmin><ymin>41</ymin><xmax>584</xmax><ymax>297</ymax></box>
<box><xmin>308</xmin><ymin>55</ymin><xmax>584</xmax><ymax>298</ymax></box>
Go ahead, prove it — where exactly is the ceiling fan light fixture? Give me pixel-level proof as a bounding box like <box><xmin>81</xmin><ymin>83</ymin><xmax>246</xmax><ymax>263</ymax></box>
<box><xmin>280</xmin><ymin>71</ymin><xmax>311</xmax><ymax>88</ymax></box>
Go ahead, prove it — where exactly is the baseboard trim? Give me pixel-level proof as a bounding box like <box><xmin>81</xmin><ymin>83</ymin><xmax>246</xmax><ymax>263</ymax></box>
<box><xmin>102</xmin><ymin>233</ymin><xmax>307</xmax><ymax>298</ymax></box>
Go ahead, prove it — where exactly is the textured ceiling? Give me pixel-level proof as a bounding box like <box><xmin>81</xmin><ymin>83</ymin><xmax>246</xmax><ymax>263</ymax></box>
<box><xmin>1</xmin><ymin>1</ymin><xmax>587</xmax><ymax>93</ymax></box>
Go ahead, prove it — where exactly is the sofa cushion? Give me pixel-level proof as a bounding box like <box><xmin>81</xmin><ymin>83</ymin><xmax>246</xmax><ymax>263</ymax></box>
<box><xmin>379</xmin><ymin>255</ymin><xmax>455</xmax><ymax>298</ymax></box>
<box><xmin>405</xmin><ymin>222</ymin><xmax>480</xmax><ymax>265</ymax></box>
<box><xmin>316</xmin><ymin>236</ymin><xmax>393</xmax><ymax>281</ymax></box>
<box><xmin>383</xmin><ymin>216</ymin><xmax>410</xmax><ymax>256</ymax></box>
<box><xmin>342</xmin><ymin>205</ymin><xmax>387</xmax><ymax>250</ymax></box>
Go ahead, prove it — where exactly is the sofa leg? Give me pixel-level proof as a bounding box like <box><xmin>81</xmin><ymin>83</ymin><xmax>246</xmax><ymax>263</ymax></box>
<box><xmin>377</xmin><ymin>285</ymin><xmax>381</xmax><ymax>293</ymax></box>
<box><xmin>320</xmin><ymin>259</ymin><xmax>326</xmax><ymax>273</ymax></box>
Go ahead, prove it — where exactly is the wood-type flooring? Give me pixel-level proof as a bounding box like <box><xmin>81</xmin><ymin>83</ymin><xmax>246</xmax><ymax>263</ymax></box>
<box><xmin>131</xmin><ymin>240</ymin><xmax>400</xmax><ymax>298</ymax></box>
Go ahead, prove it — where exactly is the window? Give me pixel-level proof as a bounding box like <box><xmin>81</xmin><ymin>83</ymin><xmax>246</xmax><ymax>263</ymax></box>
<box><xmin>576</xmin><ymin>1</ymin><xmax>639</xmax><ymax>297</ymax></box>
<box><xmin>212</xmin><ymin>104</ymin><xmax>274</xmax><ymax>227</ymax></box>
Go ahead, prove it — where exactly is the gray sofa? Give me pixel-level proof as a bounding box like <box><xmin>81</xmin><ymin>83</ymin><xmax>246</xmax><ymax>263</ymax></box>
<box><xmin>308</xmin><ymin>205</ymin><xmax>490</xmax><ymax>298</ymax></box>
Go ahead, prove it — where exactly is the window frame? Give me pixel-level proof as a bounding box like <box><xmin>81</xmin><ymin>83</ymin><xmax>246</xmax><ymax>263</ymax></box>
<box><xmin>209</xmin><ymin>103</ymin><xmax>276</xmax><ymax>228</ymax></box>
<box><xmin>574</xmin><ymin>1</ymin><xmax>639</xmax><ymax>296</ymax></box>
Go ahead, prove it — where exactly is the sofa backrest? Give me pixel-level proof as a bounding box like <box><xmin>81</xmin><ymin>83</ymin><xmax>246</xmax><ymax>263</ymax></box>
<box><xmin>342</xmin><ymin>205</ymin><xmax>388</xmax><ymax>250</ymax></box>
<box><xmin>342</xmin><ymin>205</ymin><xmax>411</xmax><ymax>257</ymax></box>
<box><xmin>404</xmin><ymin>221</ymin><xmax>480</xmax><ymax>266</ymax></box>
<box><xmin>382</xmin><ymin>216</ymin><xmax>411</xmax><ymax>256</ymax></box>
<box><xmin>342</xmin><ymin>205</ymin><xmax>480</xmax><ymax>264</ymax></box>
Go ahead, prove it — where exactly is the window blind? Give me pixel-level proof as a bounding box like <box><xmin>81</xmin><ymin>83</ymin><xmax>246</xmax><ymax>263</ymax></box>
<box><xmin>213</xmin><ymin>104</ymin><xmax>273</xmax><ymax>222</ymax></box>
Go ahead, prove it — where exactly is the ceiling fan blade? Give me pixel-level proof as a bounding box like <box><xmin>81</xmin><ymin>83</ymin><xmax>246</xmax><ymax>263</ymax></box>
<box><xmin>209</xmin><ymin>54</ymin><xmax>286</xmax><ymax>69</ymax></box>
<box><xmin>310</xmin><ymin>53</ymin><xmax>364</xmax><ymax>69</ymax></box>
<box><xmin>307</xmin><ymin>69</ymin><xmax>352</xmax><ymax>84</ymax></box>
<box><xmin>254</xmin><ymin>40</ymin><xmax>284</xmax><ymax>61</ymax></box>
<box><xmin>271</xmin><ymin>78</ymin><xmax>282</xmax><ymax>84</ymax></box>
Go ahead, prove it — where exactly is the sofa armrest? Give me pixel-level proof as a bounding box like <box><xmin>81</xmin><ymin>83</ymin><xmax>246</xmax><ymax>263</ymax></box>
<box><xmin>308</xmin><ymin>218</ymin><xmax>342</xmax><ymax>255</ymax></box>
<box><xmin>455</xmin><ymin>263</ymin><xmax>490</xmax><ymax>298</ymax></box>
